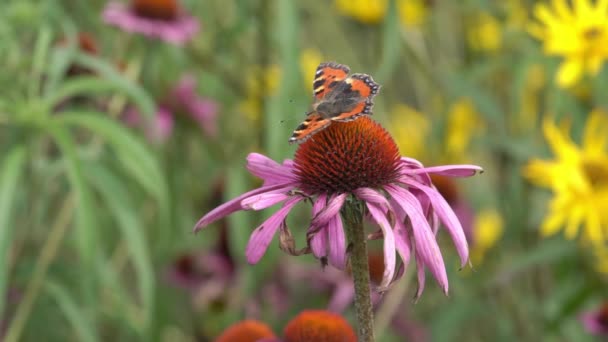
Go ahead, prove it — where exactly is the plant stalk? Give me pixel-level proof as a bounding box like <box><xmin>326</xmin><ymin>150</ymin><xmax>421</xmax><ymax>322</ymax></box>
<box><xmin>343</xmin><ymin>201</ymin><xmax>375</xmax><ymax>342</ymax></box>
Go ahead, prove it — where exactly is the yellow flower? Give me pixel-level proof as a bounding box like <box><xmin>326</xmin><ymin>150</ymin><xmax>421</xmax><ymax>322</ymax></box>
<box><xmin>467</xmin><ymin>12</ymin><xmax>502</xmax><ymax>53</ymax></box>
<box><xmin>397</xmin><ymin>0</ymin><xmax>428</xmax><ymax>28</ymax></box>
<box><xmin>471</xmin><ymin>209</ymin><xmax>504</xmax><ymax>264</ymax></box>
<box><xmin>524</xmin><ymin>110</ymin><xmax>608</xmax><ymax>243</ymax></box>
<box><xmin>335</xmin><ymin>0</ymin><xmax>427</xmax><ymax>27</ymax></box>
<box><xmin>528</xmin><ymin>0</ymin><xmax>608</xmax><ymax>87</ymax></box>
<box><xmin>335</xmin><ymin>0</ymin><xmax>387</xmax><ymax>24</ymax></box>
<box><xmin>239</xmin><ymin>65</ymin><xmax>281</xmax><ymax>122</ymax></box>
<box><xmin>445</xmin><ymin>98</ymin><xmax>483</xmax><ymax>162</ymax></box>
<box><xmin>390</xmin><ymin>104</ymin><xmax>430</xmax><ymax>160</ymax></box>
<box><xmin>300</xmin><ymin>48</ymin><xmax>323</xmax><ymax>90</ymax></box>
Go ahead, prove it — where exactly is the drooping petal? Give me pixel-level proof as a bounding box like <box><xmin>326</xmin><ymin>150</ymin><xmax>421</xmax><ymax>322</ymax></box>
<box><xmin>309</xmin><ymin>194</ymin><xmax>328</xmax><ymax>258</ymax></box>
<box><xmin>193</xmin><ymin>183</ymin><xmax>292</xmax><ymax>232</ymax></box>
<box><xmin>386</xmin><ymin>185</ymin><xmax>448</xmax><ymax>293</ymax></box>
<box><xmin>401</xmin><ymin>164</ymin><xmax>484</xmax><ymax>177</ymax></box>
<box><xmin>327</xmin><ymin>215</ymin><xmax>347</xmax><ymax>270</ymax></box>
<box><xmin>365</xmin><ymin>202</ymin><xmax>396</xmax><ymax>289</ymax></box>
<box><xmin>400</xmin><ymin>179</ymin><xmax>470</xmax><ymax>267</ymax></box>
<box><xmin>246</xmin><ymin>153</ymin><xmax>297</xmax><ymax>186</ymax></box>
<box><xmin>353</xmin><ymin>188</ymin><xmax>390</xmax><ymax>211</ymax></box>
<box><xmin>414</xmin><ymin>252</ymin><xmax>427</xmax><ymax>301</ymax></box>
<box><xmin>310</xmin><ymin>193</ymin><xmax>347</xmax><ymax>233</ymax></box>
<box><xmin>241</xmin><ymin>192</ymin><xmax>290</xmax><ymax>210</ymax></box>
<box><xmin>245</xmin><ymin>197</ymin><xmax>304</xmax><ymax>264</ymax></box>
<box><xmin>389</xmin><ymin>198</ymin><xmax>412</xmax><ymax>268</ymax></box>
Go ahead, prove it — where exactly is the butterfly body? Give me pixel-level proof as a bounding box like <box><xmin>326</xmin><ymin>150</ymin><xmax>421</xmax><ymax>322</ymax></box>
<box><xmin>289</xmin><ymin>62</ymin><xmax>380</xmax><ymax>143</ymax></box>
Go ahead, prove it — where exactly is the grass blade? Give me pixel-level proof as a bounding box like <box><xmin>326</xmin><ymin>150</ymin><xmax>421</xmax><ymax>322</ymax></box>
<box><xmin>0</xmin><ymin>146</ymin><xmax>26</xmax><ymax>316</ymax></box>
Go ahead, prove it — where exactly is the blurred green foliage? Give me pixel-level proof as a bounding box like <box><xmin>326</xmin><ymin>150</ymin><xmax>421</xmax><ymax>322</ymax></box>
<box><xmin>1</xmin><ymin>0</ymin><xmax>607</xmax><ymax>341</ymax></box>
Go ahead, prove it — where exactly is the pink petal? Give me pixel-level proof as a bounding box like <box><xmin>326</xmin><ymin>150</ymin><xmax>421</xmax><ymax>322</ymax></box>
<box><xmin>365</xmin><ymin>202</ymin><xmax>396</xmax><ymax>289</ymax></box>
<box><xmin>327</xmin><ymin>280</ymin><xmax>355</xmax><ymax>313</ymax></box>
<box><xmin>389</xmin><ymin>198</ymin><xmax>412</xmax><ymax>268</ymax></box>
<box><xmin>327</xmin><ymin>215</ymin><xmax>347</xmax><ymax>270</ymax></box>
<box><xmin>245</xmin><ymin>197</ymin><xmax>303</xmax><ymax>264</ymax></box>
<box><xmin>310</xmin><ymin>193</ymin><xmax>347</xmax><ymax>233</ymax></box>
<box><xmin>414</xmin><ymin>252</ymin><xmax>427</xmax><ymax>301</ymax></box>
<box><xmin>353</xmin><ymin>188</ymin><xmax>390</xmax><ymax>210</ymax></box>
<box><xmin>246</xmin><ymin>153</ymin><xmax>296</xmax><ymax>186</ymax></box>
<box><xmin>193</xmin><ymin>183</ymin><xmax>291</xmax><ymax>232</ymax></box>
<box><xmin>386</xmin><ymin>185</ymin><xmax>448</xmax><ymax>294</ymax></box>
<box><xmin>310</xmin><ymin>227</ymin><xmax>328</xmax><ymax>259</ymax></box>
<box><xmin>309</xmin><ymin>194</ymin><xmax>328</xmax><ymax>258</ymax></box>
<box><xmin>402</xmin><ymin>164</ymin><xmax>483</xmax><ymax>177</ymax></box>
<box><xmin>240</xmin><ymin>192</ymin><xmax>290</xmax><ymax>210</ymax></box>
<box><xmin>401</xmin><ymin>179</ymin><xmax>470</xmax><ymax>268</ymax></box>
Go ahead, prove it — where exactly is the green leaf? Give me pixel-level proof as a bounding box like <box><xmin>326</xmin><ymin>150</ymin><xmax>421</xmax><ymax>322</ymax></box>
<box><xmin>489</xmin><ymin>238</ymin><xmax>577</xmax><ymax>288</ymax></box>
<box><xmin>375</xmin><ymin>0</ymin><xmax>401</xmax><ymax>85</ymax></box>
<box><xmin>0</xmin><ymin>146</ymin><xmax>27</xmax><ymax>316</ymax></box>
<box><xmin>84</xmin><ymin>163</ymin><xmax>154</xmax><ymax>334</ymax></box>
<box><xmin>47</xmin><ymin>124</ymin><xmax>99</xmax><ymax>306</ymax></box>
<box><xmin>45</xmin><ymin>280</ymin><xmax>98</xmax><ymax>342</ymax></box>
<box><xmin>55</xmin><ymin>111</ymin><xmax>168</xmax><ymax>209</ymax></box>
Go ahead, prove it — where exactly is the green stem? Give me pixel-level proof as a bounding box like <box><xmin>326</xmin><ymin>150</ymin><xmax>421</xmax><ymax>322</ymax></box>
<box><xmin>343</xmin><ymin>201</ymin><xmax>375</xmax><ymax>342</ymax></box>
<box><xmin>4</xmin><ymin>196</ymin><xmax>75</xmax><ymax>342</ymax></box>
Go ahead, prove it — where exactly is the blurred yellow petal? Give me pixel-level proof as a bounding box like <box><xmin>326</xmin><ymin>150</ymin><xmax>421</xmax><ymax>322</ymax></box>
<box><xmin>583</xmin><ymin>110</ymin><xmax>608</xmax><ymax>153</ymax></box>
<box><xmin>556</xmin><ymin>58</ymin><xmax>583</xmax><ymax>87</ymax></box>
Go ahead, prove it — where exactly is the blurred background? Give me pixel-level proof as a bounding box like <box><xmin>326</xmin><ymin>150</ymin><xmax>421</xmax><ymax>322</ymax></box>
<box><xmin>1</xmin><ymin>0</ymin><xmax>608</xmax><ymax>341</ymax></box>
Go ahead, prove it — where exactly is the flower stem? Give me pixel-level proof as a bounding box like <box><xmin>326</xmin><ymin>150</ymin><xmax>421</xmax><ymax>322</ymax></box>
<box><xmin>343</xmin><ymin>201</ymin><xmax>375</xmax><ymax>342</ymax></box>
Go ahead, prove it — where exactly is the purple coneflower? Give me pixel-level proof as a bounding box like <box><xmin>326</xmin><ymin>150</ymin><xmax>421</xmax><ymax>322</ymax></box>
<box><xmin>102</xmin><ymin>0</ymin><xmax>199</xmax><ymax>45</ymax></box>
<box><xmin>194</xmin><ymin>117</ymin><xmax>482</xmax><ymax>297</ymax></box>
<box><xmin>580</xmin><ymin>302</ymin><xmax>608</xmax><ymax>336</ymax></box>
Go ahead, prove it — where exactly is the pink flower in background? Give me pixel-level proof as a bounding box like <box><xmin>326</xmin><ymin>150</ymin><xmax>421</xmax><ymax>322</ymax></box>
<box><xmin>123</xmin><ymin>105</ymin><xmax>174</xmax><ymax>143</ymax></box>
<box><xmin>171</xmin><ymin>75</ymin><xmax>218</xmax><ymax>137</ymax></box>
<box><xmin>580</xmin><ymin>302</ymin><xmax>608</xmax><ymax>336</ymax></box>
<box><xmin>194</xmin><ymin>117</ymin><xmax>482</xmax><ymax>298</ymax></box>
<box><xmin>123</xmin><ymin>75</ymin><xmax>217</xmax><ymax>142</ymax></box>
<box><xmin>102</xmin><ymin>0</ymin><xmax>199</xmax><ymax>45</ymax></box>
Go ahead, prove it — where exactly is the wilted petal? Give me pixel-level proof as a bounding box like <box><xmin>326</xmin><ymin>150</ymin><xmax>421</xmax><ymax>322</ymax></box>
<box><xmin>402</xmin><ymin>164</ymin><xmax>484</xmax><ymax>177</ymax></box>
<box><xmin>365</xmin><ymin>202</ymin><xmax>396</xmax><ymax>289</ymax></box>
<box><xmin>193</xmin><ymin>183</ymin><xmax>291</xmax><ymax>232</ymax></box>
<box><xmin>247</xmin><ymin>153</ymin><xmax>296</xmax><ymax>185</ymax></box>
<box><xmin>241</xmin><ymin>192</ymin><xmax>290</xmax><ymax>210</ymax></box>
<box><xmin>386</xmin><ymin>185</ymin><xmax>448</xmax><ymax>294</ymax></box>
<box><xmin>402</xmin><ymin>179</ymin><xmax>470</xmax><ymax>268</ymax></box>
<box><xmin>327</xmin><ymin>215</ymin><xmax>347</xmax><ymax>270</ymax></box>
<box><xmin>245</xmin><ymin>197</ymin><xmax>303</xmax><ymax>264</ymax></box>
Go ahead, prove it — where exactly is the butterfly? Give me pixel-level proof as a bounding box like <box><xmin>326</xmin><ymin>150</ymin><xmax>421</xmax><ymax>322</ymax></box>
<box><xmin>289</xmin><ymin>62</ymin><xmax>381</xmax><ymax>143</ymax></box>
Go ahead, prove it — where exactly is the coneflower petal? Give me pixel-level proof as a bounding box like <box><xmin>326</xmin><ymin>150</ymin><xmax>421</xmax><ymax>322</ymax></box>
<box><xmin>310</xmin><ymin>193</ymin><xmax>347</xmax><ymax>233</ymax></box>
<box><xmin>241</xmin><ymin>193</ymin><xmax>290</xmax><ymax>210</ymax></box>
<box><xmin>193</xmin><ymin>183</ymin><xmax>291</xmax><ymax>232</ymax></box>
<box><xmin>365</xmin><ymin>202</ymin><xmax>396</xmax><ymax>289</ymax></box>
<box><xmin>245</xmin><ymin>197</ymin><xmax>303</xmax><ymax>264</ymax></box>
<box><xmin>247</xmin><ymin>153</ymin><xmax>297</xmax><ymax>186</ymax></box>
<box><xmin>309</xmin><ymin>194</ymin><xmax>328</xmax><ymax>258</ymax></box>
<box><xmin>401</xmin><ymin>179</ymin><xmax>470</xmax><ymax>267</ymax></box>
<box><xmin>414</xmin><ymin>253</ymin><xmax>427</xmax><ymax>300</ymax></box>
<box><xmin>386</xmin><ymin>185</ymin><xmax>448</xmax><ymax>293</ymax></box>
<box><xmin>353</xmin><ymin>188</ymin><xmax>390</xmax><ymax>211</ymax></box>
<box><xmin>402</xmin><ymin>165</ymin><xmax>484</xmax><ymax>177</ymax></box>
<box><xmin>389</xmin><ymin>198</ymin><xmax>412</xmax><ymax>268</ymax></box>
<box><xmin>328</xmin><ymin>215</ymin><xmax>347</xmax><ymax>270</ymax></box>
